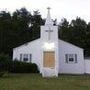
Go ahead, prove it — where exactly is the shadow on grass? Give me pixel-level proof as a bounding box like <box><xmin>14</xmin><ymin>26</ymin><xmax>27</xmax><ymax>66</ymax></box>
<box><xmin>1</xmin><ymin>73</ymin><xmax>90</xmax><ymax>80</ymax></box>
<box><xmin>1</xmin><ymin>73</ymin><xmax>42</xmax><ymax>79</ymax></box>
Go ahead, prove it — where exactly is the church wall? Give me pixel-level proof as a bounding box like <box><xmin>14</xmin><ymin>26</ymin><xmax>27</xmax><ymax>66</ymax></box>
<box><xmin>84</xmin><ymin>59</ymin><xmax>90</xmax><ymax>73</ymax></box>
<box><xmin>58</xmin><ymin>40</ymin><xmax>85</xmax><ymax>74</ymax></box>
<box><xmin>13</xmin><ymin>39</ymin><xmax>42</xmax><ymax>73</ymax></box>
<box><xmin>13</xmin><ymin>8</ymin><xmax>86</xmax><ymax>77</ymax></box>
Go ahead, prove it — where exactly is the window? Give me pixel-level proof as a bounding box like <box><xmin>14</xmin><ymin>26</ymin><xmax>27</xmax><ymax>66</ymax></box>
<box><xmin>23</xmin><ymin>54</ymin><xmax>28</xmax><ymax>62</ymax></box>
<box><xmin>19</xmin><ymin>54</ymin><xmax>32</xmax><ymax>62</ymax></box>
<box><xmin>65</xmin><ymin>54</ymin><xmax>77</xmax><ymax>63</ymax></box>
<box><xmin>69</xmin><ymin>58</ymin><xmax>74</xmax><ymax>62</ymax></box>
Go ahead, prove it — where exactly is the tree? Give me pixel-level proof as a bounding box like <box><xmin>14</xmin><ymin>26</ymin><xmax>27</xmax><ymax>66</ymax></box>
<box><xmin>30</xmin><ymin>10</ymin><xmax>42</xmax><ymax>40</ymax></box>
<box><xmin>0</xmin><ymin>53</ymin><xmax>12</xmax><ymax>72</ymax></box>
<box><xmin>85</xmin><ymin>22</ymin><xmax>90</xmax><ymax>56</ymax></box>
<box><xmin>0</xmin><ymin>8</ymin><xmax>43</xmax><ymax>57</ymax></box>
<box><xmin>59</xmin><ymin>17</ymin><xmax>87</xmax><ymax>48</ymax></box>
<box><xmin>0</xmin><ymin>8</ymin><xmax>90</xmax><ymax>57</ymax></box>
<box><xmin>0</xmin><ymin>11</ymin><xmax>12</xmax><ymax>55</ymax></box>
<box><xmin>69</xmin><ymin>17</ymin><xmax>87</xmax><ymax>48</ymax></box>
<box><xmin>58</xmin><ymin>18</ymin><xmax>70</xmax><ymax>41</ymax></box>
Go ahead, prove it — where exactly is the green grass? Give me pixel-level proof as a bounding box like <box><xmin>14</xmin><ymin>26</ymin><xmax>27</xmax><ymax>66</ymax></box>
<box><xmin>0</xmin><ymin>74</ymin><xmax>90</xmax><ymax>90</ymax></box>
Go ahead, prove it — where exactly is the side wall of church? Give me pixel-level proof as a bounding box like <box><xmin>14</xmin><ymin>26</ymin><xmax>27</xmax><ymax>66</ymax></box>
<box><xmin>58</xmin><ymin>40</ymin><xmax>85</xmax><ymax>74</ymax></box>
<box><xmin>13</xmin><ymin>39</ymin><xmax>42</xmax><ymax>73</ymax></box>
<box><xmin>84</xmin><ymin>59</ymin><xmax>90</xmax><ymax>73</ymax></box>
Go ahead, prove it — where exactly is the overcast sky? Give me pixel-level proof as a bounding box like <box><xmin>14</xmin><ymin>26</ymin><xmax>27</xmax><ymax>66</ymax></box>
<box><xmin>0</xmin><ymin>0</ymin><xmax>90</xmax><ymax>22</ymax></box>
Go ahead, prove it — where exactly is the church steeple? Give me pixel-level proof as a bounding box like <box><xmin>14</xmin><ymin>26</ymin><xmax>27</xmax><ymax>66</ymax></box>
<box><xmin>45</xmin><ymin>7</ymin><xmax>53</xmax><ymax>26</ymax></box>
<box><xmin>41</xmin><ymin>8</ymin><xmax>58</xmax><ymax>41</ymax></box>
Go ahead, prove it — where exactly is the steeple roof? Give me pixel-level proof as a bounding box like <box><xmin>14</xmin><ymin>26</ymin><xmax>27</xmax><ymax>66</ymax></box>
<box><xmin>45</xmin><ymin>7</ymin><xmax>53</xmax><ymax>26</ymax></box>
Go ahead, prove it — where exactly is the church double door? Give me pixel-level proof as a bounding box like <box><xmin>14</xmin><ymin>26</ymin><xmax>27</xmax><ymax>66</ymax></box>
<box><xmin>43</xmin><ymin>51</ymin><xmax>55</xmax><ymax>68</ymax></box>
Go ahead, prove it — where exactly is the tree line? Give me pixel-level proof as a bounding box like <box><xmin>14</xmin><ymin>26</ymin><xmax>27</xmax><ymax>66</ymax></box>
<box><xmin>58</xmin><ymin>18</ymin><xmax>90</xmax><ymax>56</ymax></box>
<box><xmin>0</xmin><ymin>8</ymin><xmax>90</xmax><ymax>57</ymax></box>
<box><xmin>0</xmin><ymin>8</ymin><xmax>44</xmax><ymax>57</ymax></box>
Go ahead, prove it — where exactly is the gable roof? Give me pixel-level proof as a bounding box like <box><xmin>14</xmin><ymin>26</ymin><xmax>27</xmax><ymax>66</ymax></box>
<box><xmin>13</xmin><ymin>38</ymin><xmax>40</xmax><ymax>50</ymax></box>
<box><xmin>14</xmin><ymin>38</ymin><xmax>83</xmax><ymax>51</ymax></box>
<box><xmin>59</xmin><ymin>39</ymin><xmax>83</xmax><ymax>50</ymax></box>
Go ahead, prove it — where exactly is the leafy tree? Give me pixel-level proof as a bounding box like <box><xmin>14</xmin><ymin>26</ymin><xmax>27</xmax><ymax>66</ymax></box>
<box><xmin>0</xmin><ymin>8</ymin><xmax>90</xmax><ymax>57</ymax></box>
<box><xmin>0</xmin><ymin>11</ymin><xmax>12</xmax><ymax>55</ymax></box>
<box><xmin>0</xmin><ymin>8</ymin><xmax>43</xmax><ymax>57</ymax></box>
<box><xmin>59</xmin><ymin>17</ymin><xmax>87</xmax><ymax>48</ymax></box>
<box><xmin>69</xmin><ymin>17</ymin><xmax>87</xmax><ymax>48</ymax></box>
<box><xmin>58</xmin><ymin>18</ymin><xmax>70</xmax><ymax>41</ymax></box>
<box><xmin>0</xmin><ymin>53</ymin><xmax>12</xmax><ymax>72</ymax></box>
<box><xmin>30</xmin><ymin>10</ymin><xmax>42</xmax><ymax>39</ymax></box>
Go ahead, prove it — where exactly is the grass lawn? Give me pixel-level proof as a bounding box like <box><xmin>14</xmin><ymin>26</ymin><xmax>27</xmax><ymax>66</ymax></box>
<box><xmin>0</xmin><ymin>74</ymin><xmax>90</xmax><ymax>90</ymax></box>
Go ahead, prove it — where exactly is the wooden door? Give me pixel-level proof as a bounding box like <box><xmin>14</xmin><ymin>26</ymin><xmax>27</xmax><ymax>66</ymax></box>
<box><xmin>43</xmin><ymin>51</ymin><xmax>55</xmax><ymax>68</ymax></box>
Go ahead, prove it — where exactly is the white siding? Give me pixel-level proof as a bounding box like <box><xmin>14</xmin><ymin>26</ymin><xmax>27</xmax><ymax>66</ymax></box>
<box><xmin>58</xmin><ymin>40</ymin><xmax>85</xmax><ymax>74</ymax></box>
<box><xmin>13</xmin><ymin>39</ymin><xmax>42</xmax><ymax>73</ymax></box>
<box><xmin>13</xmin><ymin>38</ymin><xmax>85</xmax><ymax>75</ymax></box>
<box><xmin>85</xmin><ymin>59</ymin><xmax>90</xmax><ymax>73</ymax></box>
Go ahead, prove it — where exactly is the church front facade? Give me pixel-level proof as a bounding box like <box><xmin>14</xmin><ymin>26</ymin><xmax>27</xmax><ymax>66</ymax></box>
<box><xmin>13</xmin><ymin>8</ymin><xmax>85</xmax><ymax>77</ymax></box>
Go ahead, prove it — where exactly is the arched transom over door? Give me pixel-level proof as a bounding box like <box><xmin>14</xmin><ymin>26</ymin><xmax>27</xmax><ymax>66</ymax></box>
<box><xmin>43</xmin><ymin>51</ymin><xmax>55</xmax><ymax>68</ymax></box>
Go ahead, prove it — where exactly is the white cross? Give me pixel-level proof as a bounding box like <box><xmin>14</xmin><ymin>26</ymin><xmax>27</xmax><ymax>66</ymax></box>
<box><xmin>46</xmin><ymin>27</ymin><xmax>53</xmax><ymax>40</ymax></box>
<box><xmin>47</xmin><ymin>7</ymin><xmax>51</xmax><ymax>12</ymax></box>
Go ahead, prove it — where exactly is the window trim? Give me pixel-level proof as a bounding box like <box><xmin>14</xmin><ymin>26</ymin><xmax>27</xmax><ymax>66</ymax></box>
<box><xmin>19</xmin><ymin>53</ymin><xmax>32</xmax><ymax>62</ymax></box>
<box><xmin>29</xmin><ymin>54</ymin><xmax>32</xmax><ymax>62</ymax></box>
<box><xmin>65</xmin><ymin>54</ymin><xmax>77</xmax><ymax>64</ymax></box>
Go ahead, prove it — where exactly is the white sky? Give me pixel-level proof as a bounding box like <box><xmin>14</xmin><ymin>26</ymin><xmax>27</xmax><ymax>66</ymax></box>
<box><xmin>0</xmin><ymin>0</ymin><xmax>90</xmax><ymax>22</ymax></box>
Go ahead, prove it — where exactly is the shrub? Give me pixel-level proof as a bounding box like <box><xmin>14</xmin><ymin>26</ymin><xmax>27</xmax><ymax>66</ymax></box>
<box><xmin>10</xmin><ymin>60</ymin><xmax>39</xmax><ymax>73</ymax></box>
<box><xmin>0</xmin><ymin>53</ymin><xmax>12</xmax><ymax>71</ymax></box>
<box><xmin>0</xmin><ymin>72</ymin><xmax>5</xmax><ymax>77</ymax></box>
<box><xmin>0</xmin><ymin>53</ymin><xmax>39</xmax><ymax>74</ymax></box>
<box><xmin>0</xmin><ymin>53</ymin><xmax>12</xmax><ymax>77</ymax></box>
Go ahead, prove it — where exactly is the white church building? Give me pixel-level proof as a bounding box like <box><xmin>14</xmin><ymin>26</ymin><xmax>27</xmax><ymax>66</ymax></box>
<box><xmin>13</xmin><ymin>8</ymin><xmax>90</xmax><ymax>77</ymax></box>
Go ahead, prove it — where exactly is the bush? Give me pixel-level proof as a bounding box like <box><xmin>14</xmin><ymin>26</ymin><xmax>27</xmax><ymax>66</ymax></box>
<box><xmin>0</xmin><ymin>53</ymin><xmax>39</xmax><ymax>74</ymax></box>
<box><xmin>0</xmin><ymin>53</ymin><xmax>12</xmax><ymax>72</ymax></box>
<box><xmin>0</xmin><ymin>72</ymin><xmax>5</xmax><ymax>77</ymax></box>
<box><xmin>0</xmin><ymin>53</ymin><xmax>12</xmax><ymax>77</ymax></box>
<box><xmin>10</xmin><ymin>60</ymin><xmax>39</xmax><ymax>73</ymax></box>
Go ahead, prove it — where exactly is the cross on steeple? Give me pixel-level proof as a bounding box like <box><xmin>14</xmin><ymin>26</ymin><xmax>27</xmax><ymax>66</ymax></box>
<box><xmin>47</xmin><ymin>7</ymin><xmax>51</xmax><ymax>13</ymax></box>
<box><xmin>45</xmin><ymin>7</ymin><xmax>53</xmax><ymax>25</ymax></box>
<box><xmin>46</xmin><ymin>27</ymin><xmax>53</xmax><ymax>40</ymax></box>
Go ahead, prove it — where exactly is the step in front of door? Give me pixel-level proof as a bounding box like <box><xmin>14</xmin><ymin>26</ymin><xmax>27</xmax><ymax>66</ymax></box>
<box><xmin>42</xmin><ymin>68</ymin><xmax>57</xmax><ymax>77</ymax></box>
